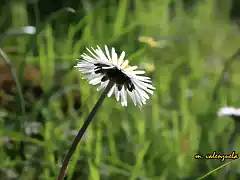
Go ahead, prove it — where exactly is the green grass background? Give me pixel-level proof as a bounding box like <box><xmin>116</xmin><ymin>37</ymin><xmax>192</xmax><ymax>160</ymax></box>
<box><xmin>1</xmin><ymin>0</ymin><xmax>240</xmax><ymax>179</ymax></box>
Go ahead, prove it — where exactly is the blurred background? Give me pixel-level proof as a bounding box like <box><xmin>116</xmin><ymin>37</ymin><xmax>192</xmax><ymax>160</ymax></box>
<box><xmin>1</xmin><ymin>0</ymin><xmax>240</xmax><ymax>179</ymax></box>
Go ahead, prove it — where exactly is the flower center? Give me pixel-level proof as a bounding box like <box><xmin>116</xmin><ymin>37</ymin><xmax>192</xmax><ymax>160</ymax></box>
<box><xmin>94</xmin><ymin>63</ymin><xmax>135</xmax><ymax>92</ymax></box>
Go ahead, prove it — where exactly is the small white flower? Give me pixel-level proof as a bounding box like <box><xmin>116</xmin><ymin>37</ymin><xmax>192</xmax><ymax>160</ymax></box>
<box><xmin>217</xmin><ymin>106</ymin><xmax>240</xmax><ymax>117</ymax></box>
<box><xmin>74</xmin><ymin>45</ymin><xmax>155</xmax><ymax>106</ymax></box>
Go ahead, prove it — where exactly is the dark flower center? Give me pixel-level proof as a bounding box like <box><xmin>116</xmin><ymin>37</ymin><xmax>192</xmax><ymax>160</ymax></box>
<box><xmin>94</xmin><ymin>63</ymin><xmax>135</xmax><ymax>92</ymax></box>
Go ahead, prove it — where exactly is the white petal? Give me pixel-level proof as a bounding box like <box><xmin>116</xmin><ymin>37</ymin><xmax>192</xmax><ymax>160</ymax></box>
<box><xmin>81</xmin><ymin>55</ymin><xmax>97</xmax><ymax>63</ymax></box>
<box><xmin>128</xmin><ymin>91</ymin><xmax>137</xmax><ymax>106</ymax></box>
<box><xmin>133</xmin><ymin>90</ymin><xmax>142</xmax><ymax>106</ymax></box>
<box><xmin>134</xmin><ymin>90</ymin><xmax>146</xmax><ymax>106</ymax></box>
<box><xmin>135</xmin><ymin>85</ymin><xmax>150</xmax><ymax>99</ymax></box>
<box><xmin>111</xmin><ymin>48</ymin><xmax>118</xmax><ymax>65</ymax></box>
<box><xmin>89</xmin><ymin>76</ymin><xmax>103</xmax><ymax>85</ymax></box>
<box><xmin>105</xmin><ymin>45</ymin><xmax>111</xmax><ymax>60</ymax></box>
<box><xmin>118</xmin><ymin>51</ymin><xmax>125</xmax><ymax>68</ymax></box>
<box><xmin>96</xmin><ymin>46</ymin><xmax>111</xmax><ymax>63</ymax></box>
<box><xmin>108</xmin><ymin>85</ymin><xmax>115</xmax><ymax>97</ymax></box>
<box><xmin>135</xmin><ymin>76</ymin><xmax>152</xmax><ymax>83</ymax></box>
<box><xmin>124</xmin><ymin>66</ymin><xmax>138</xmax><ymax>72</ymax></box>
<box><xmin>134</xmin><ymin>79</ymin><xmax>155</xmax><ymax>90</ymax></box>
<box><xmin>76</xmin><ymin>65</ymin><xmax>95</xmax><ymax>69</ymax></box>
<box><xmin>102</xmin><ymin>66</ymin><xmax>115</xmax><ymax>69</ymax></box>
<box><xmin>132</xmin><ymin>70</ymin><xmax>145</xmax><ymax>75</ymax></box>
<box><xmin>86</xmin><ymin>48</ymin><xmax>100</xmax><ymax>61</ymax></box>
<box><xmin>132</xmin><ymin>80</ymin><xmax>154</xmax><ymax>95</ymax></box>
<box><xmin>120</xmin><ymin>87</ymin><xmax>127</xmax><ymax>106</ymax></box>
<box><xmin>82</xmin><ymin>73</ymin><xmax>96</xmax><ymax>80</ymax></box>
<box><xmin>78</xmin><ymin>69</ymin><xmax>96</xmax><ymax>73</ymax></box>
<box><xmin>123</xmin><ymin>88</ymin><xmax>127</xmax><ymax>106</ymax></box>
<box><xmin>115</xmin><ymin>87</ymin><xmax>120</xmax><ymax>101</ymax></box>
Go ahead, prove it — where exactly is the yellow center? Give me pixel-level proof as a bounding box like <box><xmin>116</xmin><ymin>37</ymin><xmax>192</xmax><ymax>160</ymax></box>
<box><xmin>120</xmin><ymin>59</ymin><xmax>130</xmax><ymax>69</ymax></box>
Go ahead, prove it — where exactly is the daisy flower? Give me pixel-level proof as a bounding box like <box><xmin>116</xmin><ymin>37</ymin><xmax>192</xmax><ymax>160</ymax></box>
<box><xmin>217</xmin><ymin>106</ymin><xmax>240</xmax><ymax>117</ymax></box>
<box><xmin>217</xmin><ymin>106</ymin><xmax>240</xmax><ymax>122</ymax></box>
<box><xmin>74</xmin><ymin>45</ymin><xmax>155</xmax><ymax>106</ymax></box>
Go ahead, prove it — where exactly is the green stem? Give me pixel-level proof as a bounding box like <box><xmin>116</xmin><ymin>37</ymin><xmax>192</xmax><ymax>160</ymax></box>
<box><xmin>57</xmin><ymin>82</ymin><xmax>114</xmax><ymax>180</ymax></box>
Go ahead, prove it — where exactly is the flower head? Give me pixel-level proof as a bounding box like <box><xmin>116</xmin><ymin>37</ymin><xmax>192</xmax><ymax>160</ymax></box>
<box><xmin>217</xmin><ymin>106</ymin><xmax>240</xmax><ymax>123</ymax></box>
<box><xmin>75</xmin><ymin>45</ymin><xmax>155</xmax><ymax>106</ymax></box>
<box><xmin>217</xmin><ymin>106</ymin><xmax>240</xmax><ymax>117</ymax></box>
